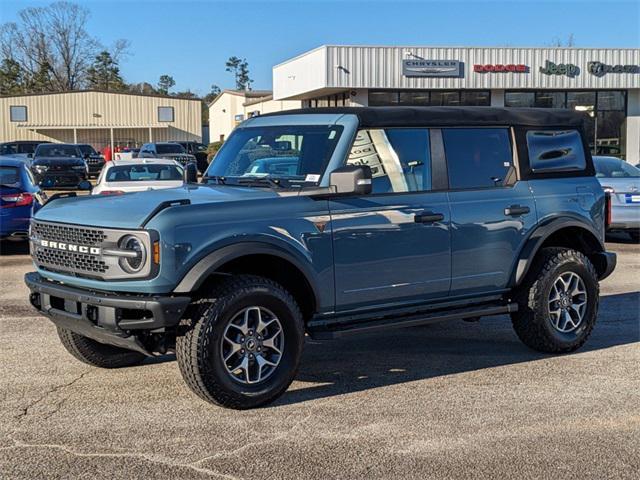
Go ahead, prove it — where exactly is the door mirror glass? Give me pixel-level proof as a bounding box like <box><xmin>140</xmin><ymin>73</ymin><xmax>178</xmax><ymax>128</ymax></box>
<box><xmin>329</xmin><ymin>165</ymin><xmax>372</xmax><ymax>195</ymax></box>
<box><xmin>183</xmin><ymin>162</ymin><xmax>198</xmax><ymax>183</ymax></box>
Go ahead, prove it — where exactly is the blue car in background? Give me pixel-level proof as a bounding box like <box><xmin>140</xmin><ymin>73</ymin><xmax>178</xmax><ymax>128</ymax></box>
<box><xmin>0</xmin><ymin>156</ymin><xmax>45</xmax><ymax>241</ymax></box>
<box><xmin>593</xmin><ymin>156</ymin><xmax>640</xmax><ymax>242</ymax></box>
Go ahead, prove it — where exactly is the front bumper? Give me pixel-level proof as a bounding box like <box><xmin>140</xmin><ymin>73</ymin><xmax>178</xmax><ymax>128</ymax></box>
<box><xmin>25</xmin><ymin>272</ymin><xmax>190</xmax><ymax>355</ymax></box>
<box><xmin>33</xmin><ymin>171</ymin><xmax>87</xmax><ymax>188</ymax></box>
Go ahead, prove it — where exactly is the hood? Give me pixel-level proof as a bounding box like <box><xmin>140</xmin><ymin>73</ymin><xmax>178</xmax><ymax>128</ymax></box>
<box><xmin>35</xmin><ymin>184</ymin><xmax>280</xmax><ymax>228</ymax></box>
<box><xmin>32</xmin><ymin>157</ymin><xmax>85</xmax><ymax>167</ymax></box>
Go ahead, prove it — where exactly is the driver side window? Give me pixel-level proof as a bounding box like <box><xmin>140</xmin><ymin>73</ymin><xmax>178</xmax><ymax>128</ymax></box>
<box><xmin>346</xmin><ymin>129</ymin><xmax>432</xmax><ymax>194</ymax></box>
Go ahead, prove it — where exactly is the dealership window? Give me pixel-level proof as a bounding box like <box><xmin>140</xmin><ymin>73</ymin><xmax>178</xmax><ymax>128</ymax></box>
<box><xmin>307</xmin><ymin>92</ymin><xmax>350</xmax><ymax>108</ymax></box>
<box><xmin>443</xmin><ymin>128</ymin><xmax>513</xmax><ymax>189</ymax></box>
<box><xmin>461</xmin><ymin>91</ymin><xmax>491</xmax><ymax>106</ymax></box>
<box><xmin>10</xmin><ymin>105</ymin><xmax>27</xmax><ymax>122</ymax></box>
<box><xmin>158</xmin><ymin>106</ymin><xmax>174</xmax><ymax>122</ymax></box>
<box><xmin>346</xmin><ymin>128</ymin><xmax>431</xmax><ymax>193</ymax></box>
<box><xmin>506</xmin><ymin>90</ymin><xmax>627</xmax><ymax>158</ymax></box>
<box><xmin>369</xmin><ymin>90</ymin><xmax>490</xmax><ymax>107</ymax></box>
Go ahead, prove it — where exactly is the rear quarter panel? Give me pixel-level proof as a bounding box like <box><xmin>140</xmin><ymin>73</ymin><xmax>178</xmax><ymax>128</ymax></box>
<box><xmin>528</xmin><ymin>176</ymin><xmax>606</xmax><ymax>239</ymax></box>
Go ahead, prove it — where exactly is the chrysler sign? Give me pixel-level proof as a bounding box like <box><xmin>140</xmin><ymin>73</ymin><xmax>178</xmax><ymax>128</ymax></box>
<box><xmin>402</xmin><ymin>60</ymin><xmax>463</xmax><ymax>78</ymax></box>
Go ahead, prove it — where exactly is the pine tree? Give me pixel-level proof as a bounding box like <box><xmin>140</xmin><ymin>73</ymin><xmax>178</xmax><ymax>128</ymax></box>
<box><xmin>86</xmin><ymin>51</ymin><xmax>126</xmax><ymax>91</ymax></box>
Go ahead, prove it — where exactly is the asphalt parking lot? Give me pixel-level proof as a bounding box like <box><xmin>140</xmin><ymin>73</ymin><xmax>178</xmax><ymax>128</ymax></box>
<box><xmin>0</xmin><ymin>235</ymin><xmax>638</xmax><ymax>479</ymax></box>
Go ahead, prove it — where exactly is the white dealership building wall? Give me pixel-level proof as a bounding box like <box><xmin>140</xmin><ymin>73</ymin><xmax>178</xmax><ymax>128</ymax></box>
<box><xmin>273</xmin><ymin>46</ymin><xmax>640</xmax><ymax>164</ymax></box>
<box><xmin>208</xmin><ymin>90</ymin><xmax>300</xmax><ymax>142</ymax></box>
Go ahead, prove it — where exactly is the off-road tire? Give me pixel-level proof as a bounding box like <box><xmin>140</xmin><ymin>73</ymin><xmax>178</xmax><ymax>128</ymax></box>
<box><xmin>176</xmin><ymin>275</ymin><xmax>304</xmax><ymax>409</ymax></box>
<box><xmin>511</xmin><ymin>247</ymin><xmax>599</xmax><ymax>353</ymax></box>
<box><xmin>57</xmin><ymin>327</ymin><xmax>146</xmax><ymax>368</ymax></box>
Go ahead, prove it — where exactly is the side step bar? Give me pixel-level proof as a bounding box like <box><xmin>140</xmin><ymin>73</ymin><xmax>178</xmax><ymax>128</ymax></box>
<box><xmin>308</xmin><ymin>303</ymin><xmax>518</xmax><ymax>340</ymax></box>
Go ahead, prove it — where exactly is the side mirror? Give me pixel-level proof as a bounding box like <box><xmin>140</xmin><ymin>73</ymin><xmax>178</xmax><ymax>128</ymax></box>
<box><xmin>329</xmin><ymin>165</ymin><xmax>372</xmax><ymax>195</ymax></box>
<box><xmin>77</xmin><ymin>180</ymin><xmax>93</xmax><ymax>192</ymax></box>
<box><xmin>27</xmin><ymin>153</ymin><xmax>33</xmax><ymax>158</ymax></box>
<box><xmin>184</xmin><ymin>162</ymin><xmax>198</xmax><ymax>183</ymax></box>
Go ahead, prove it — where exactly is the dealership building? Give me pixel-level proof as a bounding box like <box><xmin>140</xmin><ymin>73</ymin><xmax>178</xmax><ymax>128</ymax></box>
<box><xmin>0</xmin><ymin>90</ymin><xmax>202</xmax><ymax>151</ymax></box>
<box><xmin>273</xmin><ymin>46</ymin><xmax>640</xmax><ymax>163</ymax></box>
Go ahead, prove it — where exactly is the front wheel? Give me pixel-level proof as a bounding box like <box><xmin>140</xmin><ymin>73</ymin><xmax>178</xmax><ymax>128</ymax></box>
<box><xmin>511</xmin><ymin>247</ymin><xmax>599</xmax><ymax>353</ymax></box>
<box><xmin>176</xmin><ymin>275</ymin><xmax>304</xmax><ymax>409</ymax></box>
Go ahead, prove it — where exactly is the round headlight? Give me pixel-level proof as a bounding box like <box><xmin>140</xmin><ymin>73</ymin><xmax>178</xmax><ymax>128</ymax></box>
<box><xmin>119</xmin><ymin>235</ymin><xmax>147</xmax><ymax>273</ymax></box>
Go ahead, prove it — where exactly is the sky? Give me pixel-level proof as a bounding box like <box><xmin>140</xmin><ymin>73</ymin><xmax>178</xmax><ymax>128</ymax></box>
<box><xmin>1</xmin><ymin>0</ymin><xmax>639</xmax><ymax>96</ymax></box>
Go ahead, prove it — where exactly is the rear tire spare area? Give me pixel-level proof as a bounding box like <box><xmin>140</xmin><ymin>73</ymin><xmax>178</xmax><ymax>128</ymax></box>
<box><xmin>511</xmin><ymin>247</ymin><xmax>599</xmax><ymax>353</ymax></box>
<box><xmin>57</xmin><ymin>327</ymin><xmax>146</xmax><ymax>368</ymax></box>
<box><xmin>175</xmin><ymin>275</ymin><xmax>304</xmax><ymax>409</ymax></box>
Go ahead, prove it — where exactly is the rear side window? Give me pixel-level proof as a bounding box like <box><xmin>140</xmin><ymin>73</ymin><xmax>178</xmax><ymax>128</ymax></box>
<box><xmin>346</xmin><ymin>129</ymin><xmax>431</xmax><ymax>193</ymax></box>
<box><xmin>0</xmin><ymin>166</ymin><xmax>20</xmax><ymax>185</ymax></box>
<box><xmin>527</xmin><ymin>130</ymin><xmax>586</xmax><ymax>173</ymax></box>
<box><xmin>443</xmin><ymin>128</ymin><xmax>513</xmax><ymax>189</ymax></box>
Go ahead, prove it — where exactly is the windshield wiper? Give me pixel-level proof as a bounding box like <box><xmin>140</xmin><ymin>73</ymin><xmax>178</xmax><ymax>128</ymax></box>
<box><xmin>233</xmin><ymin>177</ymin><xmax>289</xmax><ymax>189</ymax></box>
<box><xmin>202</xmin><ymin>175</ymin><xmax>228</xmax><ymax>185</ymax></box>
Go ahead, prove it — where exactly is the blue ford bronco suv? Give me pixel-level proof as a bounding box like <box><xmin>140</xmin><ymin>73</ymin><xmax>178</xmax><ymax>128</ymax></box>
<box><xmin>25</xmin><ymin>107</ymin><xmax>616</xmax><ymax>409</ymax></box>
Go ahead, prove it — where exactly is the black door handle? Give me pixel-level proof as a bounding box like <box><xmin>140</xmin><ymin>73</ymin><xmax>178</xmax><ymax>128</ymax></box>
<box><xmin>504</xmin><ymin>205</ymin><xmax>530</xmax><ymax>216</ymax></box>
<box><xmin>414</xmin><ymin>211</ymin><xmax>444</xmax><ymax>223</ymax></box>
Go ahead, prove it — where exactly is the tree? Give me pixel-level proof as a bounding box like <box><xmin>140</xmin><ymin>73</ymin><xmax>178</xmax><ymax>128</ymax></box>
<box><xmin>0</xmin><ymin>1</ymin><xmax>129</xmax><ymax>92</ymax></box>
<box><xmin>225</xmin><ymin>56</ymin><xmax>252</xmax><ymax>90</ymax></box>
<box><xmin>0</xmin><ymin>58</ymin><xmax>25</xmax><ymax>95</ymax></box>
<box><xmin>203</xmin><ymin>84</ymin><xmax>221</xmax><ymax>105</ymax></box>
<box><xmin>128</xmin><ymin>82</ymin><xmax>157</xmax><ymax>95</ymax></box>
<box><xmin>157</xmin><ymin>74</ymin><xmax>175</xmax><ymax>95</ymax></box>
<box><xmin>86</xmin><ymin>50</ymin><xmax>126</xmax><ymax>91</ymax></box>
<box><xmin>550</xmin><ymin>34</ymin><xmax>576</xmax><ymax>47</ymax></box>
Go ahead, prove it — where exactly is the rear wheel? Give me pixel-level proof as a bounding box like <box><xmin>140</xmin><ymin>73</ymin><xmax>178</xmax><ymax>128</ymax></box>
<box><xmin>511</xmin><ymin>247</ymin><xmax>599</xmax><ymax>353</ymax></box>
<box><xmin>176</xmin><ymin>275</ymin><xmax>304</xmax><ymax>409</ymax></box>
<box><xmin>57</xmin><ymin>327</ymin><xmax>146</xmax><ymax>368</ymax></box>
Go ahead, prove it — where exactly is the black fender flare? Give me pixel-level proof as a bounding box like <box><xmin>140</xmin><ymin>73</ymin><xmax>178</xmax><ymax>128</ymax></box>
<box><xmin>173</xmin><ymin>242</ymin><xmax>321</xmax><ymax>306</ymax></box>
<box><xmin>510</xmin><ymin>218</ymin><xmax>606</xmax><ymax>287</ymax></box>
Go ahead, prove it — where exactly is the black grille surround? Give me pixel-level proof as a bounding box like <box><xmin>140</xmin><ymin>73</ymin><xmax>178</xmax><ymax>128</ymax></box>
<box><xmin>30</xmin><ymin>220</ymin><xmax>155</xmax><ymax>280</ymax></box>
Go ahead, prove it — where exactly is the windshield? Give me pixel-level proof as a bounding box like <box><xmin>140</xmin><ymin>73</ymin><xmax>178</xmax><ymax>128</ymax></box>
<box><xmin>35</xmin><ymin>144</ymin><xmax>80</xmax><ymax>158</ymax></box>
<box><xmin>205</xmin><ymin>125</ymin><xmax>343</xmax><ymax>185</ymax></box>
<box><xmin>594</xmin><ymin>157</ymin><xmax>640</xmax><ymax>178</ymax></box>
<box><xmin>106</xmin><ymin>164</ymin><xmax>183</xmax><ymax>182</ymax></box>
<box><xmin>0</xmin><ymin>166</ymin><xmax>20</xmax><ymax>185</ymax></box>
<box><xmin>156</xmin><ymin>144</ymin><xmax>185</xmax><ymax>154</ymax></box>
<box><xmin>78</xmin><ymin>144</ymin><xmax>98</xmax><ymax>156</ymax></box>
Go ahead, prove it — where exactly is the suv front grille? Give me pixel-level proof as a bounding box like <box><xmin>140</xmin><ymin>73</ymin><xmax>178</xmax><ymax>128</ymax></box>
<box><xmin>35</xmin><ymin>249</ymin><xmax>108</xmax><ymax>274</ymax></box>
<box><xmin>31</xmin><ymin>220</ymin><xmax>108</xmax><ymax>277</ymax></box>
<box><xmin>31</xmin><ymin>221</ymin><xmax>106</xmax><ymax>246</ymax></box>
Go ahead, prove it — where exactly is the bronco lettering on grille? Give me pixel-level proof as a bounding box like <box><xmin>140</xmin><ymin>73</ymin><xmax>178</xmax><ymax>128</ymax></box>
<box><xmin>40</xmin><ymin>239</ymin><xmax>101</xmax><ymax>255</ymax></box>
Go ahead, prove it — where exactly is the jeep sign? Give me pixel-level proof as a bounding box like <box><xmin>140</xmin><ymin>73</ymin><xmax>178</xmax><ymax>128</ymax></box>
<box><xmin>402</xmin><ymin>60</ymin><xmax>463</xmax><ymax>78</ymax></box>
<box><xmin>539</xmin><ymin>60</ymin><xmax>580</xmax><ymax>77</ymax></box>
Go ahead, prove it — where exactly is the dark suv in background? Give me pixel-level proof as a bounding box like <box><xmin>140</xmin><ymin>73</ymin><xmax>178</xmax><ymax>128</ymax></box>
<box><xmin>76</xmin><ymin>144</ymin><xmax>105</xmax><ymax>177</ymax></box>
<box><xmin>138</xmin><ymin>142</ymin><xmax>196</xmax><ymax>167</ymax></box>
<box><xmin>30</xmin><ymin>143</ymin><xmax>88</xmax><ymax>188</ymax></box>
<box><xmin>170</xmin><ymin>140</ymin><xmax>209</xmax><ymax>173</ymax></box>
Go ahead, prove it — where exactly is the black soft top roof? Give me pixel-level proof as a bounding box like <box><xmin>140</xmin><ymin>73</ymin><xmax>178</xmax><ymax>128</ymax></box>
<box><xmin>262</xmin><ymin>106</ymin><xmax>587</xmax><ymax>128</ymax></box>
